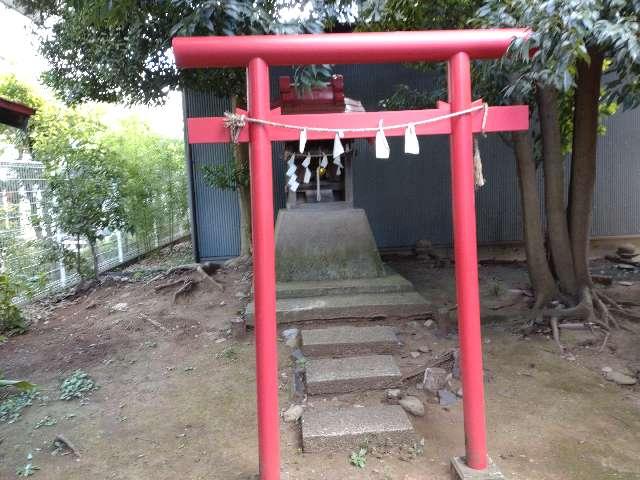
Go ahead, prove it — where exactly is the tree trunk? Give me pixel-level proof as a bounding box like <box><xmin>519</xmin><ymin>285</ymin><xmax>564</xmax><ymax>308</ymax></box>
<box><xmin>513</xmin><ymin>131</ymin><xmax>557</xmax><ymax>307</ymax></box>
<box><xmin>89</xmin><ymin>240</ymin><xmax>99</xmax><ymax>279</ymax></box>
<box><xmin>536</xmin><ymin>84</ymin><xmax>577</xmax><ymax>296</ymax></box>
<box><xmin>75</xmin><ymin>234</ymin><xmax>82</xmax><ymax>276</ymax></box>
<box><xmin>569</xmin><ymin>49</ymin><xmax>604</xmax><ymax>288</ymax></box>
<box><xmin>230</xmin><ymin>95</ymin><xmax>252</xmax><ymax>257</ymax></box>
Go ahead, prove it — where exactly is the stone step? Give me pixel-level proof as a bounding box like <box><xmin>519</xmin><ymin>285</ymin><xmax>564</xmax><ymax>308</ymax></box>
<box><xmin>302</xmin><ymin>405</ymin><xmax>416</xmax><ymax>453</ymax></box>
<box><xmin>245</xmin><ymin>291</ymin><xmax>430</xmax><ymax>325</ymax></box>
<box><xmin>306</xmin><ymin>354</ymin><xmax>401</xmax><ymax>395</ymax></box>
<box><xmin>301</xmin><ymin>325</ymin><xmax>400</xmax><ymax>357</ymax></box>
<box><xmin>276</xmin><ymin>271</ymin><xmax>414</xmax><ymax>299</ymax></box>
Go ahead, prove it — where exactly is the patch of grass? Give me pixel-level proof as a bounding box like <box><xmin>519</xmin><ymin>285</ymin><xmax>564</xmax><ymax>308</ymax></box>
<box><xmin>59</xmin><ymin>370</ymin><xmax>97</xmax><ymax>401</ymax></box>
<box><xmin>16</xmin><ymin>453</ymin><xmax>39</xmax><ymax>477</ymax></box>
<box><xmin>349</xmin><ymin>447</ymin><xmax>367</xmax><ymax>469</ymax></box>
<box><xmin>294</xmin><ymin>357</ymin><xmax>308</xmax><ymax>369</ymax></box>
<box><xmin>34</xmin><ymin>415</ymin><xmax>57</xmax><ymax>429</ymax></box>
<box><xmin>0</xmin><ymin>390</ymin><xmax>38</xmax><ymax>424</ymax></box>
<box><xmin>215</xmin><ymin>346</ymin><xmax>238</xmax><ymax>361</ymax></box>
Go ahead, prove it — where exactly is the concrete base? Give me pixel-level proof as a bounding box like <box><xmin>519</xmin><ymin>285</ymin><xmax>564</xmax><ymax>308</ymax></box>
<box><xmin>302</xmin><ymin>405</ymin><xmax>416</xmax><ymax>453</ymax></box>
<box><xmin>301</xmin><ymin>325</ymin><xmax>399</xmax><ymax>357</ymax></box>
<box><xmin>276</xmin><ymin>271</ymin><xmax>414</xmax><ymax>299</ymax></box>
<box><xmin>450</xmin><ymin>457</ymin><xmax>506</xmax><ymax>480</ymax></box>
<box><xmin>275</xmin><ymin>207</ymin><xmax>385</xmax><ymax>282</ymax></box>
<box><xmin>245</xmin><ymin>291</ymin><xmax>430</xmax><ymax>325</ymax></box>
<box><xmin>306</xmin><ymin>354</ymin><xmax>401</xmax><ymax>395</ymax></box>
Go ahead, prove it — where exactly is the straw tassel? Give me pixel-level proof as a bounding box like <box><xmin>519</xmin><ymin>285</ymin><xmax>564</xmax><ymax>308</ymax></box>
<box><xmin>473</xmin><ymin>137</ymin><xmax>486</xmax><ymax>188</ymax></box>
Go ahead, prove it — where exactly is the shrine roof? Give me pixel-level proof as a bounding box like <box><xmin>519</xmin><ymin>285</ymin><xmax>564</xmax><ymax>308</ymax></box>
<box><xmin>0</xmin><ymin>97</ymin><xmax>36</xmax><ymax>129</ymax></box>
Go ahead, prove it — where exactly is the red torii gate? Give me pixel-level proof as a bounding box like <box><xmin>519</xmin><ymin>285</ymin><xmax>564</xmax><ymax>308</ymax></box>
<box><xmin>173</xmin><ymin>29</ymin><xmax>529</xmax><ymax>479</ymax></box>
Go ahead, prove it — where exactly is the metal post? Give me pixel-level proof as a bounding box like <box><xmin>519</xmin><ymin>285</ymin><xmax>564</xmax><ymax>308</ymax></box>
<box><xmin>247</xmin><ymin>57</ymin><xmax>280</xmax><ymax>480</ymax></box>
<box><xmin>448</xmin><ymin>51</ymin><xmax>488</xmax><ymax>470</ymax></box>
<box><xmin>116</xmin><ymin>230</ymin><xmax>124</xmax><ymax>263</ymax></box>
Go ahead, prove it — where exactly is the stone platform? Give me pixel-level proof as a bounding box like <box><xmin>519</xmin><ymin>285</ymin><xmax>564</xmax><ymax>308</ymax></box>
<box><xmin>245</xmin><ymin>290</ymin><xmax>430</xmax><ymax>325</ymax></box>
<box><xmin>301</xmin><ymin>325</ymin><xmax>399</xmax><ymax>357</ymax></box>
<box><xmin>276</xmin><ymin>272</ymin><xmax>414</xmax><ymax>299</ymax></box>
<box><xmin>306</xmin><ymin>354</ymin><xmax>401</xmax><ymax>394</ymax></box>
<box><xmin>302</xmin><ymin>405</ymin><xmax>416</xmax><ymax>453</ymax></box>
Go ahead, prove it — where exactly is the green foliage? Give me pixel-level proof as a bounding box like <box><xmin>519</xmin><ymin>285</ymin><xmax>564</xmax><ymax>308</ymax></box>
<box><xmin>475</xmin><ymin>0</ymin><xmax>640</xmax><ymax>110</ymax></box>
<box><xmin>215</xmin><ymin>346</ymin><xmax>238</xmax><ymax>361</ymax></box>
<box><xmin>15</xmin><ymin>0</ymin><xmax>349</xmax><ymax>106</ymax></box>
<box><xmin>0</xmin><ymin>389</ymin><xmax>38</xmax><ymax>424</ymax></box>
<box><xmin>360</xmin><ymin>0</ymin><xmax>481</xmax><ymax>31</ymax></box>
<box><xmin>349</xmin><ymin>447</ymin><xmax>367</xmax><ymax>468</ymax></box>
<box><xmin>0</xmin><ymin>273</ymin><xmax>28</xmax><ymax>334</ymax></box>
<box><xmin>201</xmin><ymin>163</ymin><xmax>248</xmax><ymax>192</ymax></box>
<box><xmin>103</xmin><ymin>118</ymin><xmax>188</xmax><ymax>250</ymax></box>
<box><xmin>379</xmin><ymin>85</ymin><xmax>439</xmax><ymax>110</ymax></box>
<box><xmin>33</xmin><ymin>107</ymin><xmax>126</xmax><ymax>259</ymax></box>
<box><xmin>0</xmin><ymin>74</ymin><xmax>43</xmax><ymax>157</ymax></box>
<box><xmin>59</xmin><ymin>370</ymin><xmax>97</xmax><ymax>400</ymax></box>
<box><xmin>293</xmin><ymin>64</ymin><xmax>333</xmax><ymax>93</ymax></box>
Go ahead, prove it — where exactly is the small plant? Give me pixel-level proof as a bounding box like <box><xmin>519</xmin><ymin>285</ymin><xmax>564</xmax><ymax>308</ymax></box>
<box><xmin>34</xmin><ymin>415</ymin><xmax>57</xmax><ymax>429</ymax></box>
<box><xmin>59</xmin><ymin>370</ymin><xmax>97</xmax><ymax>401</ymax></box>
<box><xmin>0</xmin><ymin>273</ymin><xmax>27</xmax><ymax>334</ymax></box>
<box><xmin>16</xmin><ymin>453</ymin><xmax>39</xmax><ymax>477</ymax></box>
<box><xmin>215</xmin><ymin>346</ymin><xmax>238</xmax><ymax>361</ymax></box>
<box><xmin>0</xmin><ymin>389</ymin><xmax>38</xmax><ymax>424</ymax></box>
<box><xmin>408</xmin><ymin>438</ymin><xmax>426</xmax><ymax>458</ymax></box>
<box><xmin>349</xmin><ymin>447</ymin><xmax>367</xmax><ymax>469</ymax></box>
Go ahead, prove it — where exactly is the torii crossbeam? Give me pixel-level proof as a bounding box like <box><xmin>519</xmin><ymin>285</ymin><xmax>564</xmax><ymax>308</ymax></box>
<box><xmin>173</xmin><ymin>29</ymin><xmax>529</xmax><ymax>480</ymax></box>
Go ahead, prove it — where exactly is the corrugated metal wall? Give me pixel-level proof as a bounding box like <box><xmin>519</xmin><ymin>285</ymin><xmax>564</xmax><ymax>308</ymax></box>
<box><xmin>184</xmin><ymin>64</ymin><xmax>640</xmax><ymax>259</ymax></box>
<box><xmin>182</xmin><ymin>93</ymin><xmax>241</xmax><ymax>259</ymax></box>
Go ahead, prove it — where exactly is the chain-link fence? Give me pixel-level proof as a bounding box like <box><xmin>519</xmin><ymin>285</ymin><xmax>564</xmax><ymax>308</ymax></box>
<box><xmin>0</xmin><ymin>159</ymin><xmax>187</xmax><ymax>299</ymax></box>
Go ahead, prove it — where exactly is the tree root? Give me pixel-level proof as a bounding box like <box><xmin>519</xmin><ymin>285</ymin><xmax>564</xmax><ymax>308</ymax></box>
<box><xmin>531</xmin><ymin>284</ymin><xmax>640</xmax><ymax>352</ymax></box>
<box><xmin>173</xmin><ymin>279</ymin><xmax>197</xmax><ymax>303</ymax></box>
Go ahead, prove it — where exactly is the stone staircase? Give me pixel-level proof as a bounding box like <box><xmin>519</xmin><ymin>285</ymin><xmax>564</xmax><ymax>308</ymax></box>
<box><xmin>245</xmin><ymin>271</ymin><xmax>430</xmax><ymax>326</ymax></box>
<box><xmin>297</xmin><ymin>324</ymin><xmax>418</xmax><ymax>453</ymax></box>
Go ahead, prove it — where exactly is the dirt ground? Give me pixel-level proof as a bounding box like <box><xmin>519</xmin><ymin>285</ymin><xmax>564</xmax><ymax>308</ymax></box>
<box><xmin>1</xmin><ymin>241</ymin><xmax>640</xmax><ymax>480</ymax></box>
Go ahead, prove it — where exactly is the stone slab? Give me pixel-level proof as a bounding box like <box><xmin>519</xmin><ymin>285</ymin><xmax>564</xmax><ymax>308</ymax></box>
<box><xmin>301</xmin><ymin>325</ymin><xmax>399</xmax><ymax>357</ymax></box>
<box><xmin>451</xmin><ymin>457</ymin><xmax>506</xmax><ymax>480</ymax></box>
<box><xmin>306</xmin><ymin>354</ymin><xmax>401</xmax><ymax>395</ymax></box>
<box><xmin>276</xmin><ymin>271</ymin><xmax>414</xmax><ymax>299</ymax></box>
<box><xmin>302</xmin><ymin>405</ymin><xmax>416</xmax><ymax>453</ymax></box>
<box><xmin>246</xmin><ymin>291</ymin><xmax>430</xmax><ymax>325</ymax></box>
<box><xmin>274</xmin><ymin>207</ymin><xmax>385</xmax><ymax>282</ymax></box>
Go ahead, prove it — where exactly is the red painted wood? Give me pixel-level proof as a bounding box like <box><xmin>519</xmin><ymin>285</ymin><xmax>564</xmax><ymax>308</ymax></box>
<box><xmin>186</xmin><ymin>105</ymin><xmax>529</xmax><ymax>144</ymax></box>
<box><xmin>448</xmin><ymin>52</ymin><xmax>488</xmax><ymax>470</ymax></box>
<box><xmin>247</xmin><ymin>58</ymin><xmax>280</xmax><ymax>480</ymax></box>
<box><xmin>173</xmin><ymin>29</ymin><xmax>529</xmax><ymax>68</ymax></box>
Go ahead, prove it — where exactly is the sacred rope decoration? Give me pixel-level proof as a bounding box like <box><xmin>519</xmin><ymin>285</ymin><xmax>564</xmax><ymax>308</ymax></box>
<box><xmin>223</xmin><ymin>103</ymin><xmax>489</xmax><ymax>188</ymax></box>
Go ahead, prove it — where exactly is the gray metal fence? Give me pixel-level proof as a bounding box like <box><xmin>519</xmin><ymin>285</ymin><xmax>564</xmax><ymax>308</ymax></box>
<box><xmin>0</xmin><ymin>159</ymin><xmax>186</xmax><ymax>299</ymax></box>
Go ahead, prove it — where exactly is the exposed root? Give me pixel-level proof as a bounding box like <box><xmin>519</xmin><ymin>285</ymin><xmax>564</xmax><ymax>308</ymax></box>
<box><xmin>154</xmin><ymin>279</ymin><xmax>185</xmax><ymax>291</ymax></box>
<box><xmin>550</xmin><ymin>316</ymin><xmax>564</xmax><ymax>353</ymax></box>
<box><xmin>533</xmin><ymin>285</ymin><xmax>639</xmax><ymax>353</ymax></box>
<box><xmin>599</xmin><ymin>292</ymin><xmax>640</xmax><ymax>322</ymax></box>
<box><xmin>173</xmin><ymin>279</ymin><xmax>197</xmax><ymax>303</ymax></box>
<box><xmin>196</xmin><ymin>265</ymin><xmax>224</xmax><ymax>292</ymax></box>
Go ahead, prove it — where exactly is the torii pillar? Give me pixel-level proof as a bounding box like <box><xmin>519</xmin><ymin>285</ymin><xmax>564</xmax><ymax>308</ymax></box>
<box><xmin>173</xmin><ymin>28</ymin><xmax>529</xmax><ymax>480</ymax></box>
